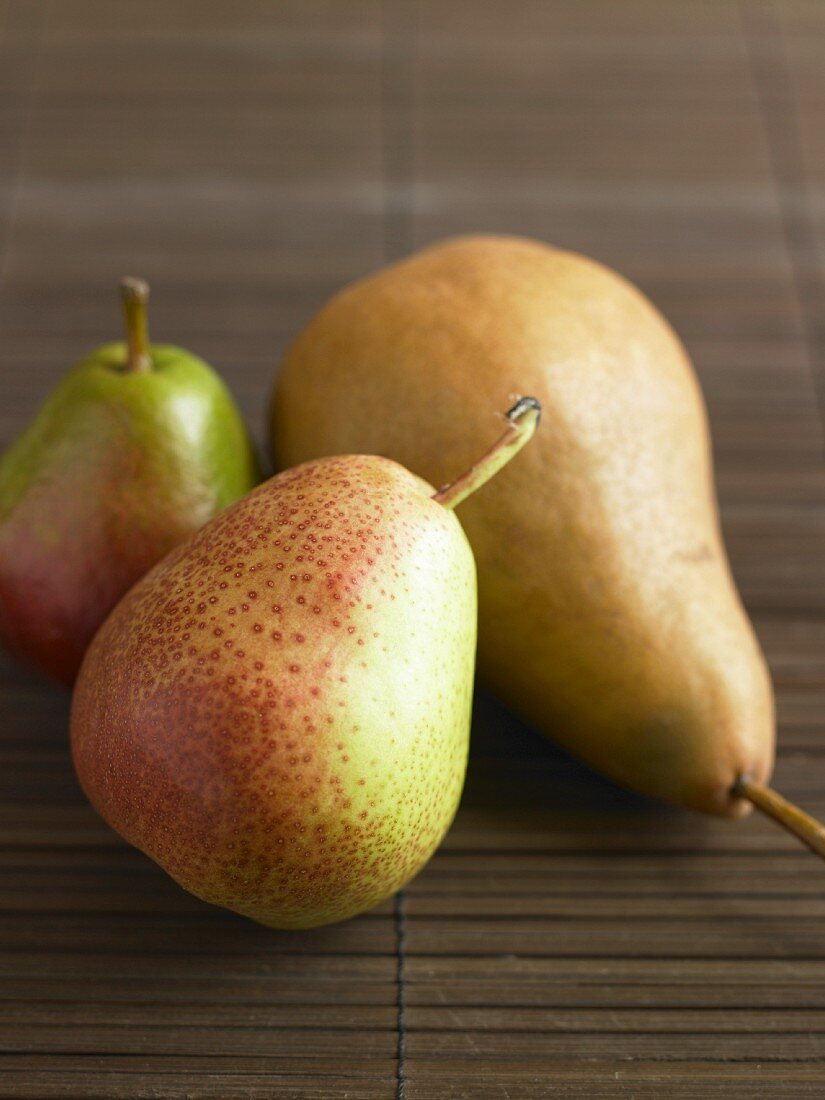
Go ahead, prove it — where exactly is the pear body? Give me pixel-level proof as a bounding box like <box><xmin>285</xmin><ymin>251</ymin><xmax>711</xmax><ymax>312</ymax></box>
<box><xmin>71</xmin><ymin>455</ymin><xmax>476</xmax><ymax>929</ymax></box>
<box><xmin>271</xmin><ymin>235</ymin><xmax>774</xmax><ymax>817</ymax></box>
<box><xmin>0</xmin><ymin>342</ymin><xmax>260</xmax><ymax>685</ymax></box>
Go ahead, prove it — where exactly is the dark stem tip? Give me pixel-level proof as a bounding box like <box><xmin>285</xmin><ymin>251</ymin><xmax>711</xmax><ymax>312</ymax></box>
<box><xmin>120</xmin><ymin>276</ymin><xmax>150</xmax><ymax>305</ymax></box>
<box><xmin>506</xmin><ymin>395</ymin><xmax>542</xmax><ymax>424</ymax></box>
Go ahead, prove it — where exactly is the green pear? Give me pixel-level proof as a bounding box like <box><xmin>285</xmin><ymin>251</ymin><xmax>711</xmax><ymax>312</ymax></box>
<box><xmin>0</xmin><ymin>278</ymin><xmax>260</xmax><ymax>685</ymax></box>
<box><xmin>70</xmin><ymin>400</ymin><xmax>541</xmax><ymax>929</ymax></box>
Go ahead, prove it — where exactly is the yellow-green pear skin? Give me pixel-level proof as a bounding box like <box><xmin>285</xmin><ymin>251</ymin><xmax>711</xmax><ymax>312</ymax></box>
<box><xmin>0</xmin><ymin>279</ymin><xmax>260</xmax><ymax>686</ymax></box>
<box><xmin>270</xmin><ymin>235</ymin><xmax>774</xmax><ymax>819</ymax></box>
<box><xmin>71</xmin><ymin>455</ymin><xmax>476</xmax><ymax>929</ymax></box>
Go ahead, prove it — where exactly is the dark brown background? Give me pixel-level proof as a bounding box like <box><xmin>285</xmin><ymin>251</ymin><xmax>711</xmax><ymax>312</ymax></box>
<box><xmin>2</xmin><ymin>1</ymin><xmax>825</xmax><ymax>1096</ymax></box>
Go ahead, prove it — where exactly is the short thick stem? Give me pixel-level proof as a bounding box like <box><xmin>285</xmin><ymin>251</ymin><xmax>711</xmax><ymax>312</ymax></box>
<box><xmin>433</xmin><ymin>396</ymin><xmax>541</xmax><ymax>510</ymax></box>
<box><xmin>734</xmin><ymin>776</ymin><xmax>825</xmax><ymax>861</ymax></box>
<box><xmin>120</xmin><ymin>277</ymin><xmax>152</xmax><ymax>373</ymax></box>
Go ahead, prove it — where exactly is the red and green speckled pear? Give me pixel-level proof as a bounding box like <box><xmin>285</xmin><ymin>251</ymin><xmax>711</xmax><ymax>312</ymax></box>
<box><xmin>71</xmin><ymin>399</ymin><xmax>540</xmax><ymax>929</ymax></box>
<box><xmin>0</xmin><ymin>278</ymin><xmax>260</xmax><ymax>686</ymax></box>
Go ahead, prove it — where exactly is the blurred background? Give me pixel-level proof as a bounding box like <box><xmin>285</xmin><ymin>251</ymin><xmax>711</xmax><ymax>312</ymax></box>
<box><xmin>2</xmin><ymin>2</ymin><xmax>825</xmax><ymax>1097</ymax></box>
<box><xmin>1</xmin><ymin>3</ymin><xmax>822</xmax><ymax>500</ymax></box>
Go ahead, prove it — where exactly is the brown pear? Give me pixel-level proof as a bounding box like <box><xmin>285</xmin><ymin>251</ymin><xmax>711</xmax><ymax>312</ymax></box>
<box><xmin>271</xmin><ymin>235</ymin><xmax>775</xmax><ymax>820</ymax></box>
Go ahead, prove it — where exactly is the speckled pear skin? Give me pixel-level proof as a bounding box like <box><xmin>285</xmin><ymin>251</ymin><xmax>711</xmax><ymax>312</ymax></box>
<box><xmin>0</xmin><ymin>343</ymin><xmax>260</xmax><ymax>686</ymax></box>
<box><xmin>71</xmin><ymin>455</ymin><xmax>476</xmax><ymax>929</ymax></box>
<box><xmin>270</xmin><ymin>235</ymin><xmax>775</xmax><ymax>819</ymax></box>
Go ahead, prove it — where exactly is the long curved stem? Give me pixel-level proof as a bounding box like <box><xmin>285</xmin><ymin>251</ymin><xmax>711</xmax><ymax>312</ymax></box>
<box><xmin>734</xmin><ymin>776</ymin><xmax>825</xmax><ymax>860</ymax></box>
<box><xmin>433</xmin><ymin>396</ymin><xmax>541</xmax><ymax>510</ymax></box>
<box><xmin>120</xmin><ymin>277</ymin><xmax>152</xmax><ymax>373</ymax></box>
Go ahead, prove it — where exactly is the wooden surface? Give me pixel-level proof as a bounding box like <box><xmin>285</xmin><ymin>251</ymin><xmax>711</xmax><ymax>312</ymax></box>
<box><xmin>1</xmin><ymin>1</ymin><xmax>825</xmax><ymax>1096</ymax></box>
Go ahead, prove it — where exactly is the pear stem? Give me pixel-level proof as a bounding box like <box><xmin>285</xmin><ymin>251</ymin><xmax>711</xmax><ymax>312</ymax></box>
<box><xmin>120</xmin><ymin>277</ymin><xmax>152</xmax><ymax>373</ymax></box>
<box><xmin>433</xmin><ymin>397</ymin><xmax>542</xmax><ymax>510</ymax></box>
<box><xmin>734</xmin><ymin>776</ymin><xmax>825</xmax><ymax>860</ymax></box>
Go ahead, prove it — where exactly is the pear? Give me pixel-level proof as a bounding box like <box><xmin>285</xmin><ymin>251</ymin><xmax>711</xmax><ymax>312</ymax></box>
<box><xmin>0</xmin><ymin>278</ymin><xmax>260</xmax><ymax>685</ymax></box>
<box><xmin>70</xmin><ymin>399</ymin><xmax>541</xmax><ymax>929</ymax></box>
<box><xmin>270</xmin><ymin>235</ymin><xmax>782</xmax><ymax>825</ymax></box>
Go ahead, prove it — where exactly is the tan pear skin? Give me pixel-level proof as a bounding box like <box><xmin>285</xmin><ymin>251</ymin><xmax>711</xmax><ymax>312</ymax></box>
<box><xmin>271</xmin><ymin>235</ymin><xmax>774</xmax><ymax>818</ymax></box>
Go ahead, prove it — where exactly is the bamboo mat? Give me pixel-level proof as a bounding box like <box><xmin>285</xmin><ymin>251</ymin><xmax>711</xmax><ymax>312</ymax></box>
<box><xmin>1</xmin><ymin>1</ymin><xmax>824</xmax><ymax>1096</ymax></box>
